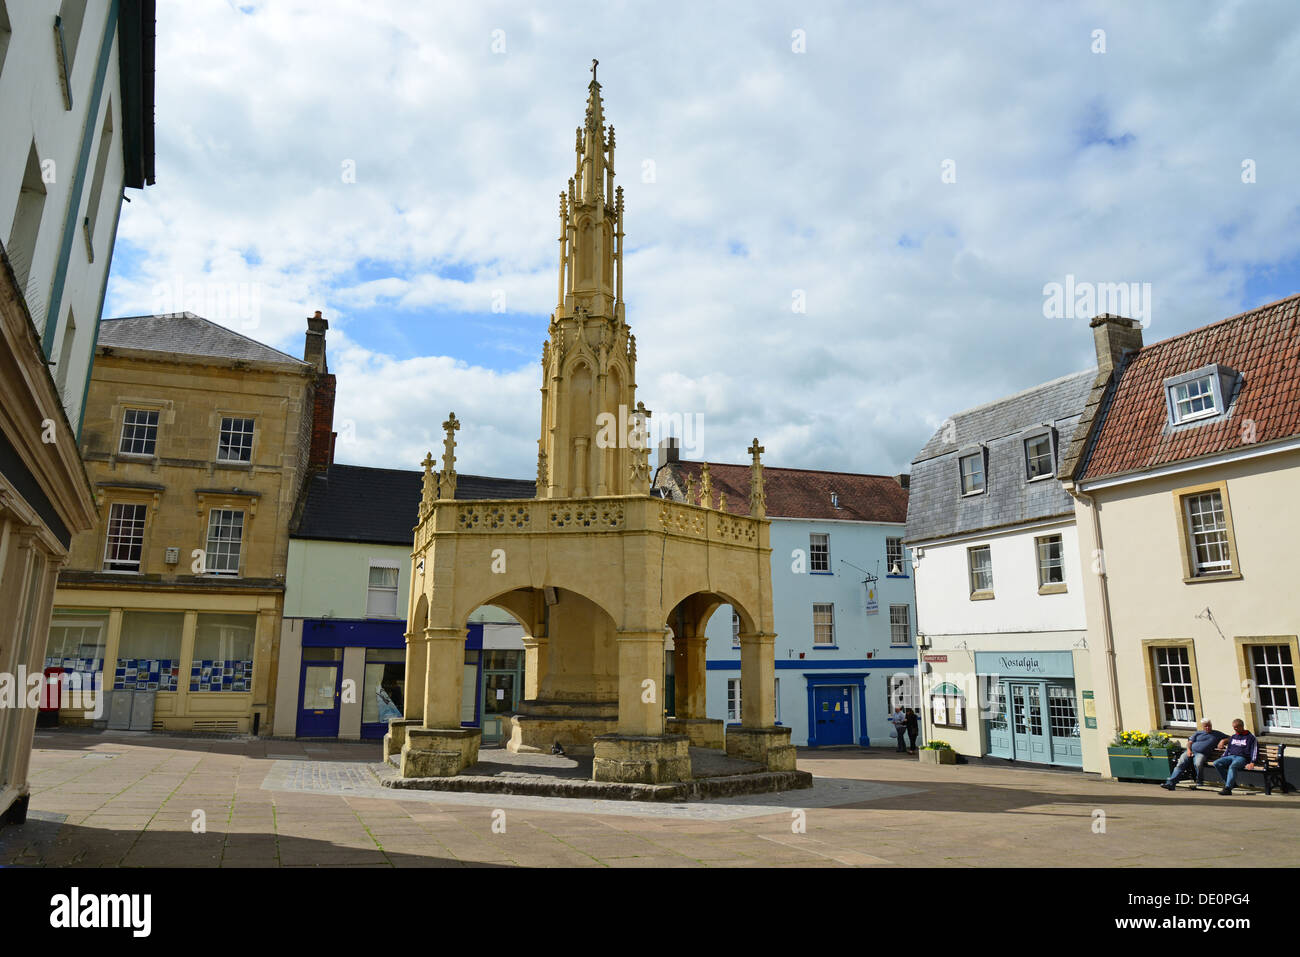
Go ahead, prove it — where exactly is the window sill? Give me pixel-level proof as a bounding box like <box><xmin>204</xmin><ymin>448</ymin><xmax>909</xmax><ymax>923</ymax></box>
<box><xmin>116</xmin><ymin>452</ymin><xmax>158</xmax><ymax>462</ymax></box>
<box><xmin>969</xmin><ymin>590</ymin><xmax>995</xmax><ymax>602</ymax></box>
<box><xmin>1038</xmin><ymin>582</ymin><xmax>1068</xmax><ymax>595</ymax></box>
<box><xmin>811</xmin><ymin>644</ymin><xmax>839</xmax><ymax>650</ymax></box>
<box><xmin>1182</xmin><ymin>572</ymin><xmax>1242</xmax><ymax>584</ymax></box>
<box><xmin>960</xmin><ymin>489</ymin><xmax>986</xmax><ymax>497</ymax></box>
<box><xmin>809</xmin><ymin>570</ymin><xmax>833</xmax><ymax>576</ymax></box>
<box><xmin>886</xmin><ymin>574</ymin><xmax>909</xmax><ymax>579</ymax></box>
<box><xmin>214</xmin><ymin>460</ymin><xmax>253</xmax><ymax>469</ymax></box>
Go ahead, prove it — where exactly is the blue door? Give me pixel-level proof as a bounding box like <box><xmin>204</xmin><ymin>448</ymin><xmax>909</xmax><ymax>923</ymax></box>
<box><xmin>813</xmin><ymin>685</ymin><xmax>853</xmax><ymax>745</ymax></box>
<box><xmin>297</xmin><ymin>656</ymin><xmax>342</xmax><ymax>737</ymax></box>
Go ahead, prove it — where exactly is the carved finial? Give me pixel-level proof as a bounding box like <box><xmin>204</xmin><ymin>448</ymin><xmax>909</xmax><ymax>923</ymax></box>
<box><xmin>615</xmin><ymin>184</ymin><xmax>624</xmax><ymax>212</ymax></box>
<box><xmin>536</xmin><ymin>448</ymin><xmax>548</xmax><ymax>497</ymax></box>
<box><xmin>591</xmin><ymin>58</ymin><xmax>598</xmax><ymax>83</ymax></box>
<box><xmin>440</xmin><ymin>413</ymin><xmax>459</xmax><ymax>499</ymax></box>
<box><xmin>607</xmin><ymin>126</ymin><xmax>616</xmax><ymax>148</ymax></box>
<box><xmin>700</xmin><ymin>462</ymin><xmax>713</xmax><ymax>509</ymax></box>
<box><xmin>717</xmin><ymin>491</ymin><xmax>728</xmax><ymax>513</ymax></box>
<box><xmin>748</xmin><ymin>438</ymin><xmax>766</xmax><ymax>519</ymax></box>
<box><xmin>420</xmin><ymin>452</ymin><xmax>437</xmax><ymax>517</ymax></box>
<box><xmin>685</xmin><ymin>473</ymin><xmax>696</xmax><ymax>505</ymax></box>
<box><xmin>628</xmin><ymin>332</ymin><xmax>637</xmax><ymax>362</ymax></box>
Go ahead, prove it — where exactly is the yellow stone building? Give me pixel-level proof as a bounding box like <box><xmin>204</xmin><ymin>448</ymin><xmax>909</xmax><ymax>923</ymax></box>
<box><xmin>389</xmin><ymin>67</ymin><xmax>793</xmax><ymax>784</ymax></box>
<box><xmin>48</xmin><ymin>311</ymin><xmax>329</xmax><ymax>734</ymax></box>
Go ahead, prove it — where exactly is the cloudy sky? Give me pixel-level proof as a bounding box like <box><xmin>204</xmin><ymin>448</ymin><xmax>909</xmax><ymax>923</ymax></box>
<box><xmin>105</xmin><ymin>0</ymin><xmax>1300</xmax><ymax>479</ymax></box>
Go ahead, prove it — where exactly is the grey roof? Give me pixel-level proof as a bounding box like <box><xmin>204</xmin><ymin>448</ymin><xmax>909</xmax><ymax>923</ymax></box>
<box><xmin>904</xmin><ymin>369</ymin><xmax>1095</xmax><ymax>543</ymax></box>
<box><xmin>97</xmin><ymin>313</ymin><xmax>309</xmax><ymax>368</ymax></box>
<box><xmin>294</xmin><ymin>464</ymin><xmax>535</xmax><ymax>545</ymax></box>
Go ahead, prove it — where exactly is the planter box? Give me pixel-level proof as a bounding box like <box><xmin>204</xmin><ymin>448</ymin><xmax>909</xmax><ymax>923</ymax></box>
<box><xmin>919</xmin><ymin>748</ymin><xmax>956</xmax><ymax>765</ymax></box>
<box><xmin>1107</xmin><ymin>746</ymin><xmax>1177</xmax><ymax>781</ymax></box>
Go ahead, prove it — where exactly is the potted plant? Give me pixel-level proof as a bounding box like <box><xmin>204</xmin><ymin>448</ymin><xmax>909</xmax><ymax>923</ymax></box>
<box><xmin>1106</xmin><ymin>729</ymin><xmax>1179</xmax><ymax>781</ymax></box>
<box><xmin>919</xmin><ymin>740</ymin><xmax>957</xmax><ymax>765</ymax></box>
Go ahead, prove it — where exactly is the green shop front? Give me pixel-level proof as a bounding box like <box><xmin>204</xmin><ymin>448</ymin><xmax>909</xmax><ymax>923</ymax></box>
<box><xmin>978</xmin><ymin>651</ymin><xmax>1083</xmax><ymax>768</ymax></box>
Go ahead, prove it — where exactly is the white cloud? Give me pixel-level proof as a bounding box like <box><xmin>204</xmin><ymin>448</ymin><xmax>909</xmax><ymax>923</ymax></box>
<box><xmin>106</xmin><ymin>0</ymin><xmax>1300</xmax><ymax>480</ymax></box>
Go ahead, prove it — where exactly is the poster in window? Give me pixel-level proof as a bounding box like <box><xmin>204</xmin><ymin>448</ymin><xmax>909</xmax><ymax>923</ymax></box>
<box><xmin>952</xmin><ymin>695</ymin><xmax>963</xmax><ymax>726</ymax></box>
<box><xmin>932</xmin><ymin>694</ymin><xmax>947</xmax><ymax>726</ymax></box>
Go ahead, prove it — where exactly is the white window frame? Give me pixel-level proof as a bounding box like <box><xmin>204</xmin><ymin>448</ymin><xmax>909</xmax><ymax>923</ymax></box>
<box><xmin>959</xmin><ymin>450</ymin><xmax>986</xmax><ymax>495</ymax></box>
<box><xmin>216</xmin><ymin>416</ymin><xmax>256</xmax><ymax>463</ymax></box>
<box><xmin>1248</xmin><ymin>644</ymin><xmax>1299</xmax><ymax>734</ymax></box>
<box><xmin>889</xmin><ymin>604</ymin><xmax>911</xmax><ymax>646</ymax></box>
<box><xmin>727</xmin><ymin>678</ymin><xmax>742</xmax><ymax>722</ymax></box>
<box><xmin>366</xmin><ymin>560</ymin><xmax>401</xmax><ymax>619</ymax></box>
<box><xmin>119</xmin><ymin>407</ymin><xmax>160</xmax><ymax>457</ymax></box>
<box><xmin>204</xmin><ymin>508</ymin><xmax>244</xmax><ymax>577</ymax></box>
<box><xmin>812</xmin><ymin>602</ymin><xmax>835</xmax><ymax>646</ymax></box>
<box><xmin>731</xmin><ymin>610</ymin><xmax>740</xmax><ymax>648</ymax></box>
<box><xmin>809</xmin><ymin>532</ymin><xmax>830</xmax><ymax>573</ymax></box>
<box><xmin>1035</xmin><ymin>534</ymin><xmax>1064</xmax><ymax>587</ymax></box>
<box><xmin>968</xmin><ymin>544</ymin><xmax>993</xmax><ymax>596</ymax></box>
<box><xmin>1024</xmin><ymin>433</ymin><xmax>1055</xmax><ymax>480</ymax></box>
<box><xmin>886</xmin><ymin>537</ymin><xmax>905</xmax><ymax>576</ymax></box>
<box><xmin>1164</xmin><ymin>364</ymin><xmax>1238</xmax><ymax>428</ymax></box>
<box><xmin>1183</xmin><ymin>491</ymin><xmax>1231</xmax><ymax>576</ymax></box>
<box><xmin>1153</xmin><ymin>646</ymin><xmax>1197</xmax><ymax>729</ymax></box>
<box><xmin>102</xmin><ymin>502</ymin><xmax>146</xmax><ymax>573</ymax></box>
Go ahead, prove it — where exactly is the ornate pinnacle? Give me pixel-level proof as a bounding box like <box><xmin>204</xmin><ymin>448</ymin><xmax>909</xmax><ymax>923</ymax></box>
<box><xmin>628</xmin><ymin>332</ymin><xmax>636</xmax><ymax>362</ymax></box>
<box><xmin>748</xmin><ymin>438</ymin><xmax>766</xmax><ymax>519</ymax></box>
<box><xmin>607</xmin><ymin>126</ymin><xmax>616</xmax><ymax>148</ymax></box>
<box><xmin>717</xmin><ymin>492</ymin><xmax>728</xmax><ymax>513</ymax></box>
<box><xmin>420</xmin><ymin>452</ymin><xmax>437</xmax><ymax>517</ymax></box>
<box><xmin>536</xmin><ymin>448</ymin><xmax>548</xmax><ymax>497</ymax></box>
<box><xmin>700</xmin><ymin>462</ymin><xmax>713</xmax><ymax>509</ymax></box>
<box><xmin>615</xmin><ymin>185</ymin><xmax>624</xmax><ymax>213</ymax></box>
<box><xmin>439</xmin><ymin>413</ymin><xmax>460</xmax><ymax>499</ymax></box>
<box><xmin>685</xmin><ymin>474</ymin><xmax>696</xmax><ymax>505</ymax></box>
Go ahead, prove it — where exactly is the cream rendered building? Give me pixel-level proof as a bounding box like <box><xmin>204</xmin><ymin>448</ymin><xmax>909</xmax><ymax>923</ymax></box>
<box><xmin>1063</xmin><ymin>303</ymin><xmax>1300</xmax><ymax>777</ymax></box>
<box><xmin>390</xmin><ymin>67</ymin><xmax>792</xmax><ymax>785</ymax></box>
<box><xmin>49</xmin><ymin>312</ymin><xmax>325</xmax><ymax>736</ymax></box>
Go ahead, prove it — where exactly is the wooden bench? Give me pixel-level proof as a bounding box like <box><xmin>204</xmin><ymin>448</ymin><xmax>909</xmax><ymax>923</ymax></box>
<box><xmin>1192</xmin><ymin>743</ymin><xmax>1293</xmax><ymax>795</ymax></box>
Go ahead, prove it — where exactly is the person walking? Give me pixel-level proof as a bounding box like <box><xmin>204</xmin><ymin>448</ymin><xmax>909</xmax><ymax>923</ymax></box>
<box><xmin>905</xmin><ymin>707</ymin><xmax>920</xmax><ymax>753</ymax></box>
<box><xmin>891</xmin><ymin>704</ymin><xmax>908</xmax><ymax>753</ymax></box>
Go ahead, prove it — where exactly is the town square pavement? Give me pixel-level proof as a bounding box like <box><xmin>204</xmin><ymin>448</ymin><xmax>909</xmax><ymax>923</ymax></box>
<box><xmin>3</xmin><ymin>730</ymin><xmax>1296</xmax><ymax>868</ymax></box>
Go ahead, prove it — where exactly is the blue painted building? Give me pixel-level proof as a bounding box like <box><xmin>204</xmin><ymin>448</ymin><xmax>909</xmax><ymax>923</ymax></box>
<box><xmin>655</xmin><ymin>456</ymin><xmax>917</xmax><ymax>748</ymax></box>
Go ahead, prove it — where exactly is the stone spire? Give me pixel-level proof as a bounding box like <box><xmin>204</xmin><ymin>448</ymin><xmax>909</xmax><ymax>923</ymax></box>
<box><xmin>420</xmin><ymin>452</ymin><xmax>437</xmax><ymax>517</ymax></box>
<box><xmin>440</xmin><ymin>413</ymin><xmax>459</xmax><ymax>500</ymax></box>
<box><xmin>536</xmin><ymin>65</ymin><xmax>637</xmax><ymax>500</ymax></box>
<box><xmin>748</xmin><ymin>438</ymin><xmax>766</xmax><ymax>519</ymax></box>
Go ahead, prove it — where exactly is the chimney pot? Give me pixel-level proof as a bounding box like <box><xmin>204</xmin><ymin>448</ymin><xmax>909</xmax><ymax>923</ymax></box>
<box><xmin>305</xmin><ymin>310</ymin><xmax>329</xmax><ymax>374</ymax></box>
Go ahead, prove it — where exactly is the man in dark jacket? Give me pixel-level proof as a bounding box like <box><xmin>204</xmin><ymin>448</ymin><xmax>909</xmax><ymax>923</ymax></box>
<box><xmin>1211</xmin><ymin>718</ymin><xmax>1260</xmax><ymax>795</ymax></box>
<box><xmin>1160</xmin><ymin>718</ymin><xmax>1226</xmax><ymax>790</ymax></box>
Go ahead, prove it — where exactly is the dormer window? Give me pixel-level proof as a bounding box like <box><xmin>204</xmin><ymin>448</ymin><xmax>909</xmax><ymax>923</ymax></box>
<box><xmin>1024</xmin><ymin>433</ymin><xmax>1055</xmax><ymax>480</ymax></box>
<box><xmin>1164</xmin><ymin>364</ymin><xmax>1238</xmax><ymax>428</ymax></box>
<box><xmin>959</xmin><ymin>450</ymin><xmax>985</xmax><ymax>495</ymax></box>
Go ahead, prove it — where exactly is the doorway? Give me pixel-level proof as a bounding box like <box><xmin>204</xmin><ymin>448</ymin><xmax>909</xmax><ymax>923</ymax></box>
<box><xmin>813</xmin><ymin>685</ymin><xmax>854</xmax><ymax>745</ymax></box>
<box><xmin>297</xmin><ymin>649</ymin><xmax>342</xmax><ymax>737</ymax></box>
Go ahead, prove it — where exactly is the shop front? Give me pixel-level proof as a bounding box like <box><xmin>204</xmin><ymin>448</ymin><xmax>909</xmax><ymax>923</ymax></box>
<box><xmin>975</xmin><ymin>651</ymin><xmax>1083</xmax><ymax>768</ymax></box>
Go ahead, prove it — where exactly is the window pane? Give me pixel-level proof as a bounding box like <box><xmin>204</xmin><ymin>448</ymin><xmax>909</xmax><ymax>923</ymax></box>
<box><xmin>1184</xmin><ymin>492</ymin><xmax>1230</xmax><ymax>575</ymax></box>
<box><xmin>217</xmin><ymin>417</ymin><xmax>255</xmax><ymax>462</ymax></box>
<box><xmin>809</xmin><ymin>533</ymin><xmax>829</xmax><ymax>572</ymax></box>
<box><xmin>1037</xmin><ymin>535</ymin><xmax>1064</xmax><ymax>585</ymax></box>
<box><xmin>1154</xmin><ymin>646</ymin><xmax>1196</xmax><ymax>726</ymax></box>
<box><xmin>119</xmin><ymin>408</ymin><xmax>158</xmax><ymax>455</ymax></box>
<box><xmin>1251</xmin><ymin>645</ymin><xmax>1298</xmax><ymax>731</ymax></box>
<box><xmin>889</xmin><ymin>604</ymin><xmax>910</xmax><ymax>645</ymax></box>
<box><xmin>46</xmin><ymin>612</ymin><xmax>109</xmax><ymax>675</ymax></box>
<box><xmin>103</xmin><ymin>503</ymin><xmax>146</xmax><ymax>572</ymax></box>
<box><xmin>205</xmin><ymin>509</ymin><xmax>244</xmax><ymax>575</ymax></box>
<box><xmin>812</xmin><ymin>603</ymin><xmax>835</xmax><ymax>644</ymax></box>
<box><xmin>886</xmin><ymin>537</ymin><xmax>904</xmax><ymax>573</ymax></box>
<box><xmin>1173</xmin><ymin>377</ymin><xmax>1216</xmax><ymax>421</ymax></box>
<box><xmin>960</xmin><ymin>453</ymin><xmax>985</xmax><ymax>493</ymax></box>
<box><xmin>1025</xmin><ymin>435</ymin><xmax>1054</xmax><ymax>479</ymax></box>
<box><xmin>969</xmin><ymin>546</ymin><xmax>993</xmax><ymax>593</ymax></box>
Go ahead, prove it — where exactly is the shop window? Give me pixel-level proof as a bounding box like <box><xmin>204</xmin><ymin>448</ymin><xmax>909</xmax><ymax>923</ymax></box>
<box><xmin>362</xmin><ymin>648</ymin><xmax>405</xmax><ymax>725</ymax></box>
<box><xmin>365</xmin><ymin>562</ymin><xmax>399</xmax><ymax>617</ymax></box>
<box><xmin>115</xmin><ymin>611</ymin><xmax>183</xmax><ymax>691</ymax></box>
<box><xmin>45</xmin><ymin>611</ymin><xmax>108</xmax><ymax>677</ymax></box>
<box><xmin>461</xmin><ymin>649</ymin><xmax>480</xmax><ymax>724</ymax></box>
<box><xmin>1248</xmin><ymin>644</ymin><xmax>1299</xmax><ymax>733</ymax></box>
<box><xmin>190</xmin><ymin>613</ymin><xmax>255</xmax><ymax>692</ymax></box>
<box><xmin>930</xmin><ymin>682</ymin><xmax>966</xmax><ymax>730</ymax></box>
<box><xmin>1047</xmin><ymin>685</ymin><xmax>1080</xmax><ymax>738</ymax></box>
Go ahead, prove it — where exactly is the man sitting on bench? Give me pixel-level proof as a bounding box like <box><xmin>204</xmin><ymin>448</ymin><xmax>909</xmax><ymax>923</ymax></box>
<box><xmin>1212</xmin><ymin>718</ymin><xmax>1260</xmax><ymax>796</ymax></box>
<box><xmin>1160</xmin><ymin>718</ymin><xmax>1226</xmax><ymax>790</ymax></box>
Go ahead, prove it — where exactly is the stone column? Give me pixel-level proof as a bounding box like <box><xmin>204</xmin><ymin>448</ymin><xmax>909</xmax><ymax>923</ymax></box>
<box><xmin>726</xmin><ymin>631</ymin><xmax>795</xmax><ymax>771</ymax></box>
<box><xmin>422</xmin><ymin>626</ymin><xmax>465</xmax><ymax>728</ymax></box>
<box><xmin>614</xmin><ymin>629</ymin><xmax>666</xmax><ymax>736</ymax></box>
<box><xmin>521</xmin><ymin>635</ymin><xmax>549</xmax><ymax>701</ymax></box>
<box><xmin>402</xmin><ymin>632</ymin><xmax>425</xmax><ymax>721</ymax></box>
<box><xmin>738</xmin><ymin>631</ymin><xmax>776</xmax><ymax>728</ymax></box>
<box><xmin>673</xmin><ymin>631</ymin><xmax>707</xmax><ymax>719</ymax></box>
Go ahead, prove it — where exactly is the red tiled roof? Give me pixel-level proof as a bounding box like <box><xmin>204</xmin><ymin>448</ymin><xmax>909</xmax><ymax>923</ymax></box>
<box><xmin>1080</xmin><ymin>293</ymin><xmax>1300</xmax><ymax>480</ymax></box>
<box><xmin>662</xmin><ymin>461</ymin><xmax>909</xmax><ymax>522</ymax></box>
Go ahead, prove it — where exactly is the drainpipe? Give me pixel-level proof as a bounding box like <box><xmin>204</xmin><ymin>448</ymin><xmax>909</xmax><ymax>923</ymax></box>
<box><xmin>1071</xmin><ymin>487</ymin><xmax>1123</xmax><ymax>733</ymax></box>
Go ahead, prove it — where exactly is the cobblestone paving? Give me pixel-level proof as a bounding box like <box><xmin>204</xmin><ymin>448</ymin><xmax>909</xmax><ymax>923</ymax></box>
<box><xmin>5</xmin><ymin>730</ymin><xmax>1298</xmax><ymax>868</ymax></box>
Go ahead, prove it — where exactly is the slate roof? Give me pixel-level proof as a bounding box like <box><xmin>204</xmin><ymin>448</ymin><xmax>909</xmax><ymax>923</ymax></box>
<box><xmin>294</xmin><ymin>464</ymin><xmax>535</xmax><ymax>545</ymax></box>
<box><xmin>1078</xmin><ymin>293</ymin><xmax>1300</xmax><ymax>481</ymax></box>
<box><xmin>656</xmin><ymin>461</ymin><xmax>909</xmax><ymax>523</ymax></box>
<box><xmin>905</xmin><ymin>369</ymin><xmax>1094</xmax><ymax>543</ymax></box>
<box><xmin>97</xmin><ymin>313</ymin><xmax>309</xmax><ymax>368</ymax></box>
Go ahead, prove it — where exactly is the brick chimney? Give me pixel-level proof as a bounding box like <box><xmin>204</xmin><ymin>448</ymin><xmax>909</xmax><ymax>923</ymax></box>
<box><xmin>658</xmin><ymin>436</ymin><xmax>680</xmax><ymax>469</ymax></box>
<box><xmin>1090</xmin><ymin>313</ymin><xmax>1144</xmax><ymax>373</ymax></box>
<box><xmin>894</xmin><ymin>472</ymin><xmax>910</xmax><ymax>490</ymax></box>
<box><xmin>304</xmin><ymin>311</ymin><xmax>335</xmax><ymax>472</ymax></box>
